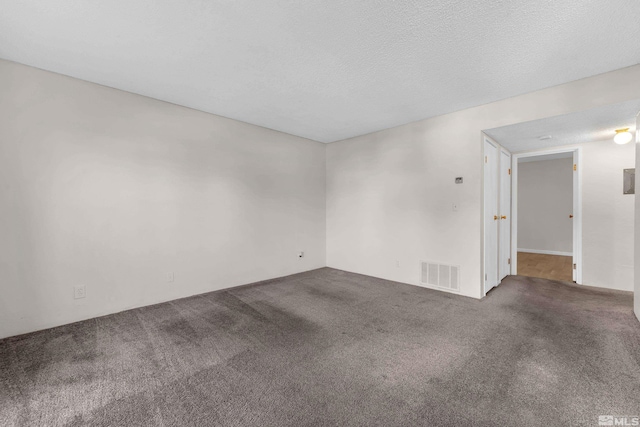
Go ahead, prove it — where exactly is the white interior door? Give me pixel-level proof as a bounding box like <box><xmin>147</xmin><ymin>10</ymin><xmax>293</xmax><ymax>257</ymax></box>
<box><xmin>499</xmin><ymin>149</ymin><xmax>512</xmax><ymax>281</ymax></box>
<box><xmin>484</xmin><ymin>139</ymin><xmax>499</xmax><ymax>294</ymax></box>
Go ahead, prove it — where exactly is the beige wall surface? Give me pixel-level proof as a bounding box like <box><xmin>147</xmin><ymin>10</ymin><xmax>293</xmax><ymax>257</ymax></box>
<box><xmin>0</xmin><ymin>60</ymin><xmax>327</xmax><ymax>339</ymax></box>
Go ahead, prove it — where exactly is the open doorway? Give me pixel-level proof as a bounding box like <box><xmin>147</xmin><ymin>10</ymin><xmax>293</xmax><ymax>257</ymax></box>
<box><xmin>482</xmin><ymin>98</ymin><xmax>639</xmax><ymax>294</ymax></box>
<box><xmin>512</xmin><ymin>149</ymin><xmax>581</xmax><ymax>283</ymax></box>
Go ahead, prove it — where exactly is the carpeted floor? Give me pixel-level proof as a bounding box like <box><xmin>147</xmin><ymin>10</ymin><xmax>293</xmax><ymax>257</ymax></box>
<box><xmin>1</xmin><ymin>268</ymin><xmax>639</xmax><ymax>426</ymax></box>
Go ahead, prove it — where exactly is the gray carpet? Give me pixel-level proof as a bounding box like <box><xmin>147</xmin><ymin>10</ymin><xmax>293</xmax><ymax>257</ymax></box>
<box><xmin>1</xmin><ymin>268</ymin><xmax>639</xmax><ymax>426</ymax></box>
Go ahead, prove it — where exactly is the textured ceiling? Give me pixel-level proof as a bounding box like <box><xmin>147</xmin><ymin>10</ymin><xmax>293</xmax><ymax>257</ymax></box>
<box><xmin>485</xmin><ymin>99</ymin><xmax>640</xmax><ymax>152</ymax></box>
<box><xmin>2</xmin><ymin>1</ymin><xmax>640</xmax><ymax>142</ymax></box>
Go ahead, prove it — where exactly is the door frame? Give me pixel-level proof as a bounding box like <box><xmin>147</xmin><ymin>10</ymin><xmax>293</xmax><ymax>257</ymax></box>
<box><xmin>481</xmin><ymin>134</ymin><xmax>512</xmax><ymax>296</ymax></box>
<box><xmin>499</xmin><ymin>146</ymin><xmax>512</xmax><ymax>282</ymax></box>
<box><xmin>510</xmin><ymin>146</ymin><xmax>583</xmax><ymax>284</ymax></box>
<box><xmin>482</xmin><ymin>136</ymin><xmax>500</xmax><ymax>296</ymax></box>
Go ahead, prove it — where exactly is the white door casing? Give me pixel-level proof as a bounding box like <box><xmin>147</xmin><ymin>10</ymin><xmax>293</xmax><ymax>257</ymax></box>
<box><xmin>510</xmin><ymin>147</ymin><xmax>582</xmax><ymax>284</ymax></box>
<box><xmin>499</xmin><ymin>148</ymin><xmax>512</xmax><ymax>281</ymax></box>
<box><xmin>484</xmin><ymin>138</ymin><xmax>499</xmax><ymax>294</ymax></box>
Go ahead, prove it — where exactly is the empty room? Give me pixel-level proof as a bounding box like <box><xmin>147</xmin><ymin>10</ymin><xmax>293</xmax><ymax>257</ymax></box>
<box><xmin>1</xmin><ymin>1</ymin><xmax>640</xmax><ymax>426</ymax></box>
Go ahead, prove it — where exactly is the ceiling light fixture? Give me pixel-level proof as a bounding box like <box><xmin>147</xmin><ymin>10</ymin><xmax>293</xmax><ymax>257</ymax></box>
<box><xmin>614</xmin><ymin>128</ymin><xmax>633</xmax><ymax>145</ymax></box>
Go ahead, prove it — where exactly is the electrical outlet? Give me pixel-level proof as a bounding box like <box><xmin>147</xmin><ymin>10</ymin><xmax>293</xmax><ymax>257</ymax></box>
<box><xmin>74</xmin><ymin>285</ymin><xmax>86</xmax><ymax>299</ymax></box>
<box><xmin>298</xmin><ymin>251</ymin><xmax>304</xmax><ymax>258</ymax></box>
<box><xmin>167</xmin><ymin>272</ymin><xmax>174</xmax><ymax>282</ymax></box>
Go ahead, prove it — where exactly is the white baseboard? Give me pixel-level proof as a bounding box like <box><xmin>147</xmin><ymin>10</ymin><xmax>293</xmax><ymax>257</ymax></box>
<box><xmin>518</xmin><ymin>248</ymin><xmax>573</xmax><ymax>257</ymax></box>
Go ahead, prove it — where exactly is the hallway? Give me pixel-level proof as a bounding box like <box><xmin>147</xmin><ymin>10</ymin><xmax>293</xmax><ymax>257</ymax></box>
<box><xmin>517</xmin><ymin>251</ymin><xmax>573</xmax><ymax>282</ymax></box>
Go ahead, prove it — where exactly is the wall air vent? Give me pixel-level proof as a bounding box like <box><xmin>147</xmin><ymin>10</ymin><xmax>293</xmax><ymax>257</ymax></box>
<box><xmin>420</xmin><ymin>261</ymin><xmax>460</xmax><ymax>292</ymax></box>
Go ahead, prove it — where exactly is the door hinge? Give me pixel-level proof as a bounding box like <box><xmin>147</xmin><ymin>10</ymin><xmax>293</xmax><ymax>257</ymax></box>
<box><xmin>508</xmin><ymin>168</ymin><xmax>511</xmax><ymax>175</ymax></box>
<box><xmin>508</xmin><ymin>258</ymin><xmax>511</xmax><ymax>265</ymax></box>
<box><xmin>573</xmin><ymin>164</ymin><xmax>577</xmax><ymax>171</ymax></box>
<box><xmin>573</xmin><ymin>263</ymin><xmax>577</xmax><ymax>270</ymax></box>
<box><xmin>485</xmin><ymin>156</ymin><xmax>488</xmax><ymax>163</ymax></box>
<box><xmin>485</xmin><ymin>274</ymin><xmax>487</xmax><ymax>281</ymax></box>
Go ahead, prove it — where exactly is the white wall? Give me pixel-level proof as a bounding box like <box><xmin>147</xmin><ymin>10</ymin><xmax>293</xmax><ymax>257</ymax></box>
<box><xmin>0</xmin><ymin>60</ymin><xmax>327</xmax><ymax>339</ymax></box>
<box><xmin>518</xmin><ymin>158</ymin><xmax>573</xmax><ymax>255</ymax></box>
<box><xmin>515</xmin><ymin>141</ymin><xmax>635</xmax><ymax>291</ymax></box>
<box><xmin>582</xmin><ymin>140</ymin><xmax>635</xmax><ymax>292</ymax></box>
<box><xmin>326</xmin><ymin>64</ymin><xmax>640</xmax><ymax>299</ymax></box>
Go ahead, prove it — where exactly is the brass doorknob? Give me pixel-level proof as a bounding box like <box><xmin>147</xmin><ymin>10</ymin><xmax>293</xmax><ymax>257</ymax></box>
<box><xmin>501</xmin><ymin>215</ymin><xmax>507</xmax><ymax>220</ymax></box>
<box><xmin>569</xmin><ymin>214</ymin><xmax>573</xmax><ymax>218</ymax></box>
<box><xmin>494</xmin><ymin>215</ymin><xmax>498</xmax><ymax>220</ymax></box>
